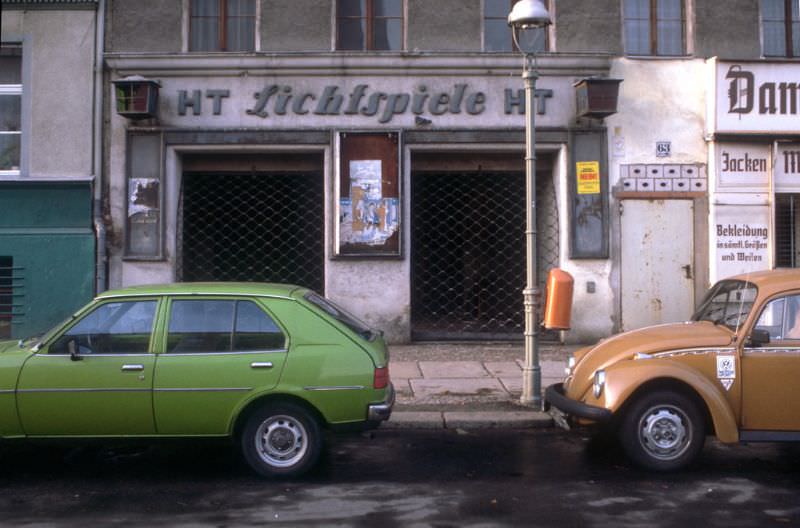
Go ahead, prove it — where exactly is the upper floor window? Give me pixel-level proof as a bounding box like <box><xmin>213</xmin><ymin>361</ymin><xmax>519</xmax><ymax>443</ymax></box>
<box><xmin>484</xmin><ymin>0</ymin><xmax>548</xmax><ymax>52</ymax></box>
<box><xmin>0</xmin><ymin>45</ymin><xmax>21</xmax><ymax>174</ymax></box>
<box><xmin>190</xmin><ymin>0</ymin><xmax>256</xmax><ymax>52</ymax></box>
<box><xmin>761</xmin><ymin>0</ymin><xmax>799</xmax><ymax>58</ymax></box>
<box><xmin>337</xmin><ymin>0</ymin><xmax>403</xmax><ymax>51</ymax></box>
<box><xmin>623</xmin><ymin>0</ymin><xmax>685</xmax><ymax>56</ymax></box>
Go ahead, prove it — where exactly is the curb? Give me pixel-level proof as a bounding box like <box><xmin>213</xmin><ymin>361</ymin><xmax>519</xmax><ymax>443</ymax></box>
<box><xmin>384</xmin><ymin>411</ymin><xmax>553</xmax><ymax>430</ymax></box>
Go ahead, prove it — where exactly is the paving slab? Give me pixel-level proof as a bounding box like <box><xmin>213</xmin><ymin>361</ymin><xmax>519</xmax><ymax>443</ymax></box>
<box><xmin>418</xmin><ymin>361</ymin><xmax>489</xmax><ymax>378</ymax></box>
<box><xmin>499</xmin><ymin>376</ymin><xmax>522</xmax><ymax>394</ymax></box>
<box><xmin>410</xmin><ymin>378</ymin><xmax>508</xmax><ymax>403</ymax></box>
<box><xmin>483</xmin><ymin>361</ymin><xmax>521</xmax><ymax>377</ymax></box>
<box><xmin>391</xmin><ymin>361</ymin><xmax>422</xmax><ymax>379</ymax></box>
<box><xmin>443</xmin><ymin>411</ymin><xmax>553</xmax><ymax>429</ymax></box>
<box><xmin>392</xmin><ymin>378</ymin><xmax>413</xmax><ymax>398</ymax></box>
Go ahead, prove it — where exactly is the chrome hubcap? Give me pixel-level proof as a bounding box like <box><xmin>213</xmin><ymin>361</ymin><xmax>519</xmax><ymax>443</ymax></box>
<box><xmin>638</xmin><ymin>405</ymin><xmax>691</xmax><ymax>461</ymax></box>
<box><xmin>255</xmin><ymin>415</ymin><xmax>308</xmax><ymax>468</ymax></box>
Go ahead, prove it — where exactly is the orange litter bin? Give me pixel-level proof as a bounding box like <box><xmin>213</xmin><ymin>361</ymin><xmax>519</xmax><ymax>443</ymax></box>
<box><xmin>543</xmin><ymin>268</ymin><xmax>574</xmax><ymax>330</ymax></box>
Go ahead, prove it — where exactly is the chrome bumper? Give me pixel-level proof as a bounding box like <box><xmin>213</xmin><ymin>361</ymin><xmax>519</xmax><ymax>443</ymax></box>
<box><xmin>544</xmin><ymin>382</ymin><xmax>613</xmax><ymax>424</ymax></box>
<box><xmin>367</xmin><ymin>382</ymin><xmax>395</xmax><ymax>422</ymax></box>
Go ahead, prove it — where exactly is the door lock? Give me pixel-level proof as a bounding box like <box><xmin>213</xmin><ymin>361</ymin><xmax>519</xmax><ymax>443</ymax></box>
<box><xmin>682</xmin><ymin>264</ymin><xmax>693</xmax><ymax>279</ymax></box>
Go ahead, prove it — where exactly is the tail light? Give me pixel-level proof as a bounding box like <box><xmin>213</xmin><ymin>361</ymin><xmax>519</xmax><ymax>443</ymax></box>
<box><xmin>373</xmin><ymin>366</ymin><xmax>389</xmax><ymax>389</ymax></box>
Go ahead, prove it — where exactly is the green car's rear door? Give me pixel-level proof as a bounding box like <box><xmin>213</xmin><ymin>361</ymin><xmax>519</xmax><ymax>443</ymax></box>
<box><xmin>152</xmin><ymin>297</ymin><xmax>288</xmax><ymax>435</ymax></box>
<box><xmin>17</xmin><ymin>298</ymin><xmax>159</xmax><ymax>436</ymax></box>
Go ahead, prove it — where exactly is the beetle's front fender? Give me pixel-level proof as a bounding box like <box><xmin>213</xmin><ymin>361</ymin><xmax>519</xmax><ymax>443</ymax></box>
<box><xmin>601</xmin><ymin>359</ymin><xmax>739</xmax><ymax>443</ymax></box>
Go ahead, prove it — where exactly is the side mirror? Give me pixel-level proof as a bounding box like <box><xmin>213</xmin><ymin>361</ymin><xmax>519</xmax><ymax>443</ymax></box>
<box><xmin>747</xmin><ymin>329</ymin><xmax>771</xmax><ymax>348</ymax></box>
<box><xmin>67</xmin><ymin>339</ymin><xmax>83</xmax><ymax>361</ymax></box>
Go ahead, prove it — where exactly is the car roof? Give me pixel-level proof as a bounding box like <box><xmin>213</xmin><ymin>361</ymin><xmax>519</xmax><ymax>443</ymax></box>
<box><xmin>96</xmin><ymin>282</ymin><xmax>306</xmax><ymax>300</ymax></box>
<box><xmin>728</xmin><ymin>269</ymin><xmax>800</xmax><ymax>297</ymax></box>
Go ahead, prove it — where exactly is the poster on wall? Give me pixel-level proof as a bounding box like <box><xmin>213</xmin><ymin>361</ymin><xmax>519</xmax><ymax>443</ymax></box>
<box><xmin>336</xmin><ymin>132</ymin><xmax>401</xmax><ymax>257</ymax></box>
<box><xmin>576</xmin><ymin>161</ymin><xmax>601</xmax><ymax>194</ymax></box>
<box><xmin>712</xmin><ymin>205</ymin><xmax>770</xmax><ymax>282</ymax></box>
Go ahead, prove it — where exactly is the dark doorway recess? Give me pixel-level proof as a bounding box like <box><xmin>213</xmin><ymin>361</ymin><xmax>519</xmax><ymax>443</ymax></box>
<box><xmin>411</xmin><ymin>159</ymin><xmax>559</xmax><ymax>341</ymax></box>
<box><xmin>179</xmin><ymin>170</ymin><xmax>324</xmax><ymax>293</ymax></box>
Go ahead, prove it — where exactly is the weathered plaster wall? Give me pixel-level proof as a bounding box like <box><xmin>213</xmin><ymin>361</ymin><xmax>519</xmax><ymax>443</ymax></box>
<box><xmin>694</xmin><ymin>0</ymin><xmax>761</xmax><ymax>60</ymax></box>
<box><xmin>262</xmin><ymin>0</ymin><xmax>332</xmax><ymax>51</ymax></box>
<box><xmin>109</xmin><ymin>0</ymin><xmax>182</xmax><ymax>52</ymax></box>
<box><xmin>554</xmin><ymin>0</ymin><xmax>622</xmax><ymax>55</ymax></box>
<box><xmin>601</xmin><ymin>58</ymin><xmax>708</xmax><ymax>334</ymax></box>
<box><xmin>4</xmin><ymin>10</ymin><xmax>96</xmax><ymax>178</ymax></box>
<box><xmin>407</xmin><ymin>0</ymin><xmax>480</xmax><ymax>52</ymax></box>
<box><xmin>1</xmin><ymin>10</ymin><xmax>23</xmax><ymax>36</ymax></box>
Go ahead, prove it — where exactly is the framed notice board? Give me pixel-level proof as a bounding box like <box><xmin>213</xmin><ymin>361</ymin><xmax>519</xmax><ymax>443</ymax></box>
<box><xmin>335</xmin><ymin>131</ymin><xmax>401</xmax><ymax>257</ymax></box>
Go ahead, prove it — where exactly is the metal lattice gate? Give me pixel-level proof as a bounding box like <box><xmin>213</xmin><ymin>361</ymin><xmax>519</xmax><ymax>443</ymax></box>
<box><xmin>179</xmin><ymin>172</ymin><xmax>324</xmax><ymax>292</ymax></box>
<box><xmin>411</xmin><ymin>170</ymin><xmax>559</xmax><ymax>340</ymax></box>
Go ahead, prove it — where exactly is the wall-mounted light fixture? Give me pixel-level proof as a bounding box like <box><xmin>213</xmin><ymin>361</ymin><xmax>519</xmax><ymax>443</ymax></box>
<box><xmin>574</xmin><ymin>77</ymin><xmax>623</xmax><ymax>119</ymax></box>
<box><xmin>112</xmin><ymin>76</ymin><xmax>160</xmax><ymax>119</ymax></box>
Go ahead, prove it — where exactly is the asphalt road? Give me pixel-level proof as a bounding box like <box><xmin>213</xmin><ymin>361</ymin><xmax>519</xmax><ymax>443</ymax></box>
<box><xmin>0</xmin><ymin>429</ymin><xmax>798</xmax><ymax>527</ymax></box>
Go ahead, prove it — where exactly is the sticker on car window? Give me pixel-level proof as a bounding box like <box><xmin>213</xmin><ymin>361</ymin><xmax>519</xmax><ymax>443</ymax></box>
<box><xmin>716</xmin><ymin>355</ymin><xmax>736</xmax><ymax>391</ymax></box>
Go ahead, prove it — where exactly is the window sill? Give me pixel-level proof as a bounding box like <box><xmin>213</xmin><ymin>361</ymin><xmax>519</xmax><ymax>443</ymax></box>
<box><xmin>122</xmin><ymin>255</ymin><xmax>167</xmax><ymax>263</ymax></box>
<box><xmin>623</xmin><ymin>54</ymin><xmax>693</xmax><ymax>60</ymax></box>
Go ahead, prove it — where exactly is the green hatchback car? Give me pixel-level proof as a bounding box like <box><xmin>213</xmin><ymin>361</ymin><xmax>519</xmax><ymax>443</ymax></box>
<box><xmin>2</xmin><ymin>283</ymin><xmax>394</xmax><ymax>477</ymax></box>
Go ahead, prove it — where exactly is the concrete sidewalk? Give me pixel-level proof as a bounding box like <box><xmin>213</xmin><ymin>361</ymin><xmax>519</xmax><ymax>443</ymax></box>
<box><xmin>383</xmin><ymin>342</ymin><xmax>581</xmax><ymax>430</ymax></box>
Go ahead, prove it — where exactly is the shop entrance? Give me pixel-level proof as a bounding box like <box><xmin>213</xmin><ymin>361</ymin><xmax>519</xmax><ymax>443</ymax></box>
<box><xmin>410</xmin><ymin>152</ymin><xmax>559</xmax><ymax>340</ymax></box>
<box><xmin>178</xmin><ymin>154</ymin><xmax>325</xmax><ymax>293</ymax></box>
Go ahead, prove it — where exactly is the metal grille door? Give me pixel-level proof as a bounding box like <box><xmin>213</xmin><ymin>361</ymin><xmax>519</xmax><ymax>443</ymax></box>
<box><xmin>179</xmin><ymin>172</ymin><xmax>324</xmax><ymax>292</ymax></box>
<box><xmin>411</xmin><ymin>170</ymin><xmax>559</xmax><ymax>340</ymax></box>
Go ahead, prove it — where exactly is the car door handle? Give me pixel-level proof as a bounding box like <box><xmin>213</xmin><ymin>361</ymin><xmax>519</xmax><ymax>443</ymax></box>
<box><xmin>250</xmin><ymin>362</ymin><xmax>273</xmax><ymax>369</ymax></box>
<box><xmin>121</xmin><ymin>364</ymin><xmax>145</xmax><ymax>372</ymax></box>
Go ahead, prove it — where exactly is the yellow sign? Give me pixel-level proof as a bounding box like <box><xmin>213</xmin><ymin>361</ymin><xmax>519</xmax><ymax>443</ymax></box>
<box><xmin>576</xmin><ymin>161</ymin><xmax>601</xmax><ymax>194</ymax></box>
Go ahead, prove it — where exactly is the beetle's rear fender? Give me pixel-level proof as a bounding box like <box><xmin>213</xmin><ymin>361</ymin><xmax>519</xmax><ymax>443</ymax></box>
<box><xmin>600</xmin><ymin>359</ymin><xmax>739</xmax><ymax>443</ymax></box>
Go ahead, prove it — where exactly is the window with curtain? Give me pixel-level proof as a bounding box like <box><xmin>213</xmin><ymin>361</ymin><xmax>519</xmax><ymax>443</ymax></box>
<box><xmin>337</xmin><ymin>0</ymin><xmax>403</xmax><ymax>51</ymax></box>
<box><xmin>0</xmin><ymin>45</ymin><xmax>21</xmax><ymax>174</ymax></box>
<box><xmin>761</xmin><ymin>0</ymin><xmax>799</xmax><ymax>58</ymax></box>
<box><xmin>190</xmin><ymin>0</ymin><xmax>256</xmax><ymax>52</ymax></box>
<box><xmin>484</xmin><ymin>0</ymin><xmax>548</xmax><ymax>52</ymax></box>
<box><xmin>624</xmin><ymin>0</ymin><xmax>685</xmax><ymax>56</ymax></box>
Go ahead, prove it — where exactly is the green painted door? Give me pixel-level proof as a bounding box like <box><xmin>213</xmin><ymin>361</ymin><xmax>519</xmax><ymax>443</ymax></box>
<box><xmin>153</xmin><ymin>298</ymin><xmax>287</xmax><ymax>435</ymax></box>
<box><xmin>16</xmin><ymin>299</ymin><xmax>158</xmax><ymax>436</ymax></box>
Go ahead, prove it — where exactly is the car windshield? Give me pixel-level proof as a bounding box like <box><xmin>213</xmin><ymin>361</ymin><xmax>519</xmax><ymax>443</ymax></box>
<box><xmin>692</xmin><ymin>279</ymin><xmax>758</xmax><ymax>330</ymax></box>
<box><xmin>304</xmin><ymin>291</ymin><xmax>376</xmax><ymax>341</ymax></box>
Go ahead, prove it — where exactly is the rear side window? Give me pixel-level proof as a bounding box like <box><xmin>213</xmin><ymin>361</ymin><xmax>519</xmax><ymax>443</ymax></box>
<box><xmin>304</xmin><ymin>291</ymin><xmax>375</xmax><ymax>340</ymax></box>
<box><xmin>167</xmin><ymin>299</ymin><xmax>284</xmax><ymax>353</ymax></box>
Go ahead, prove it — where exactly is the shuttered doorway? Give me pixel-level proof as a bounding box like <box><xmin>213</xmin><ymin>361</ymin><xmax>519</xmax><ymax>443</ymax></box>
<box><xmin>179</xmin><ymin>155</ymin><xmax>324</xmax><ymax>293</ymax></box>
<box><xmin>410</xmin><ymin>152</ymin><xmax>559</xmax><ymax>340</ymax></box>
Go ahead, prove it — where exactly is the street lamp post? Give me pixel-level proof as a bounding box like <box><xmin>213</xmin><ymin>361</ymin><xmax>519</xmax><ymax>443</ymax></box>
<box><xmin>508</xmin><ymin>0</ymin><xmax>552</xmax><ymax>408</ymax></box>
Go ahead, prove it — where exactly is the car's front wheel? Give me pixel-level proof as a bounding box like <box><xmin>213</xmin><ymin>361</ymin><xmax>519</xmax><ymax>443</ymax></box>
<box><xmin>619</xmin><ymin>390</ymin><xmax>705</xmax><ymax>471</ymax></box>
<box><xmin>241</xmin><ymin>403</ymin><xmax>323</xmax><ymax>478</ymax></box>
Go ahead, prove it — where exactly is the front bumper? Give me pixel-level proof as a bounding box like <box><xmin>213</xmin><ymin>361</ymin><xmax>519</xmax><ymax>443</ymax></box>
<box><xmin>544</xmin><ymin>382</ymin><xmax>613</xmax><ymax>425</ymax></box>
<box><xmin>367</xmin><ymin>382</ymin><xmax>395</xmax><ymax>422</ymax></box>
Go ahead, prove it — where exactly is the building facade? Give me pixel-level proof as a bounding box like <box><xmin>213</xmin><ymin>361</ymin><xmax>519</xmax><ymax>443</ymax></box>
<box><xmin>0</xmin><ymin>0</ymin><xmax>100</xmax><ymax>339</ymax></box>
<box><xmin>6</xmin><ymin>0</ymin><xmax>795</xmax><ymax>344</ymax></box>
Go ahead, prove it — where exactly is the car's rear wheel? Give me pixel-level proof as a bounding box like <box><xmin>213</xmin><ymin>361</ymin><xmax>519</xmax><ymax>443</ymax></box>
<box><xmin>619</xmin><ymin>390</ymin><xmax>705</xmax><ymax>471</ymax></box>
<box><xmin>241</xmin><ymin>403</ymin><xmax>322</xmax><ymax>478</ymax></box>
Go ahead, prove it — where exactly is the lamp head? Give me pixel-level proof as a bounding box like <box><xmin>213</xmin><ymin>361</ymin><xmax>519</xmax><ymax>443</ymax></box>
<box><xmin>507</xmin><ymin>0</ymin><xmax>552</xmax><ymax>29</ymax></box>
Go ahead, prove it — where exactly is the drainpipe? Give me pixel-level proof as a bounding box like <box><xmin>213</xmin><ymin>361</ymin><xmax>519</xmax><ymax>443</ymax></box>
<box><xmin>93</xmin><ymin>0</ymin><xmax>107</xmax><ymax>294</ymax></box>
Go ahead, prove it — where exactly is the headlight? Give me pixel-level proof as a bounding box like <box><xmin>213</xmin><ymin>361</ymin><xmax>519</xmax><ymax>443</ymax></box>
<box><xmin>593</xmin><ymin>369</ymin><xmax>606</xmax><ymax>398</ymax></box>
<box><xmin>564</xmin><ymin>356</ymin><xmax>576</xmax><ymax>376</ymax></box>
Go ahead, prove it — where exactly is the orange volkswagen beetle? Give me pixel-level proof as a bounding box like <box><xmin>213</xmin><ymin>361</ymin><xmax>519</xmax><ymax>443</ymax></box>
<box><xmin>546</xmin><ymin>269</ymin><xmax>800</xmax><ymax>471</ymax></box>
